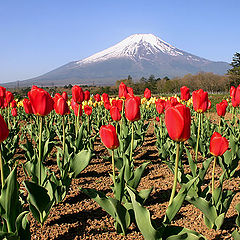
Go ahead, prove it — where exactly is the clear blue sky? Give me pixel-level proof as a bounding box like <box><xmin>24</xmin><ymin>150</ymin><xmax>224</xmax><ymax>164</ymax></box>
<box><xmin>0</xmin><ymin>0</ymin><xmax>239</xmax><ymax>83</ymax></box>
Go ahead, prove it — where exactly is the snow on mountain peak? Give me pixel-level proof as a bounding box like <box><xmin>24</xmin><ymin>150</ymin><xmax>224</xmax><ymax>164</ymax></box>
<box><xmin>76</xmin><ymin>33</ymin><xmax>185</xmax><ymax>65</ymax></box>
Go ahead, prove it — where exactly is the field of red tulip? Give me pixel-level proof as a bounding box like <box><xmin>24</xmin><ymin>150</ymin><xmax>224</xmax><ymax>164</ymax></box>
<box><xmin>0</xmin><ymin>83</ymin><xmax>239</xmax><ymax>240</ymax></box>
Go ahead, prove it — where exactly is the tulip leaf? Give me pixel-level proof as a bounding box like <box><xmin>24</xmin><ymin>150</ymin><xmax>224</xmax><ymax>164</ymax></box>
<box><xmin>186</xmin><ymin>196</ymin><xmax>218</xmax><ymax>224</ymax></box>
<box><xmin>70</xmin><ymin>150</ymin><xmax>92</xmax><ymax>178</ymax></box>
<box><xmin>236</xmin><ymin>203</ymin><xmax>240</xmax><ymax>227</ymax></box>
<box><xmin>127</xmin><ymin>186</ymin><xmax>161</xmax><ymax>240</ymax></box>
<box><xmin>15</xmin><ymin>211</ymin><xmax>30</xmax><ymax>240</ymax></box>
<box><xmin>232</xmin><ymin>230</ymin><xmax>240</xmax><ymax>240</ymax></box>
<box><xmin>185</xmin><ymin>146</ymin><xmax>197</xmax><ymax>177</ymax></box>
<box><xmin>163</xmin><ymin>225</ymin><xmax>206</xmax><ymax>240</ymax></box>
<box><xmin>81</xmin><ymin>188</ymin><xmax>130</xmax><ymax>235</ymax></box>
<box><xmin>24</xmin><ymin>180</ymin><xmax>54</xmax><ymax>225</ymax></box>
<box><xmin>165</xmin><ymin>177</ymin><xmax>198</xmax><ymax>224</ymax></box>
<box><xmin>128</xmin><ymin>162</ymin><xmax>150</xmax><ymax>189</ymax></box>
<box><xmin>0</xmin><ymin>167</ymin><xmax>20</xmax><ymax>233</ymax></box>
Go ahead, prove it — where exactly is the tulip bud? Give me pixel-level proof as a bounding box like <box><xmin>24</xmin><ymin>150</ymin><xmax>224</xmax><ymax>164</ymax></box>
<box><xmin>84</xmin><ymin>105</ymin><xmax>92</xmax><ymax>116</ymax></box>
<box><xmin>11</xmin><ymin>108</ymin><xmax>17</xmax><ymax>117</ymax></box>
<box><xmin>0</xmin><ymin>115</ymin><xmax>9</xmax><ymax>143</ymax></box>
<box><xmin>119</xmin><ymin>82</ymin><xmax>128</xmax><ymax>99</ymax></box>
<box><xmin>54</xmin><ymin>93</ymin><xmax>69</xmax><ymax>115</ymax></box>
<box><xmin>216</xmin><ymin>101</ymin><xmax>227</xmax><ymax>117</ymax></box>
<box><xmin>180</xmin><ymin>86</ymin><xmax>190</xmax><ymax>101</ymax></box>
<box><xmin>23</xmin><ymin>98</ymin><xmax>33</xmax><ymax>114</ymax></box>
<box><xmin>5</xmin><ymin>91</ymin><xmax>14</xmax><ymax>104</ymax></box>
<box><xmin>72</xmin><ymin>85</ymin><xmax>85</xmax><ymax>104</ymax></box>
<box><xmin>192</xmin><ymin>89</ymin><xmax>208</xmax><ymax>113</ymax></box>
<box><xmin>94</xmin><ymin>94</ymin><xmax>101</xmax><ymax>102</ymax></box>
<box><xmin>84</xmin><ymin>90</ymin><xmax>90</xmax><ymax>101</ymax></box>
<box><xmin>102</xmin><ymin>93</ymin><xmax>109</xmax><ymax>103</ymax></box>
<box><xmin>165</xmin><ymin>104</ymin><xmax>191</xmax><ymax>142</ymax></box>
<box><xmin>28</xmin><ymin>86</ymin><xmax>54</xmax><ymax>116</ymax></box>
<box><xmin>62</xmin><ymin>91</ymin><xmax>68</xmax><ymax>101</ymax></box>
<box><xmin>125</xmin><ymin>96</ymin><xmax>141</xmax><ymax>122</ymax></box>
<box><xmin>0</xmin><ymin>86</ymin><xmax>6</xmax><ymax>108</ymax></box>
<box><xmin>110</xmin><ymin>106</ymin><xmax>121</xmax><ymax>121</ymax></box>
<box><xmin>210</xmin><ymin>132</ymin><xmax>229</xmax><ymax>156</ymax></box>
<box><xmin>144</xmin><ymin>88</ymin><xmax>151</xmax><ymax>99</ymax></box>
<box><xmin>99</xmin><ymin>125</ymin><xmax>119</xmax><ymax>149</ymax></box>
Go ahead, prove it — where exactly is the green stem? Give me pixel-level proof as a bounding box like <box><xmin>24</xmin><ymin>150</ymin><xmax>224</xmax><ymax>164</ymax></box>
<box><xmin>87</xmin><ymin>115</ymin><xmax>90</xmax><ymax>133</ymax></box>
<box><xmin>212</xmin><ymin>156</ymin><xmax>217</xmax><ymax>196</ymax></box>
<box><xmin>62</xmin><ymin>115</ymin><xmax>66</xmax><ymax>159</ymax></box>
<box><xmin>168</xmin><ymin>142</ymin><xmax>180</xmax><ymax>206</ymax></box>
<box><xmin>159</xmin><ymin>116</ymin><xmax>162</xmax><ymax>139</ymax></box>
<box><xmin>195</xmin><ymin>113</ymin><xmax>201</xmax><ymax>162</ymax></box>
<box><xmin>30</xmin><ymin>116</ymin><xmax>33</xmax><ymax>139</ymax></box>
<box><xmin>232</xmin><ymin>107</ymin><xmax>235</xmax><ymax>123</ymax></box>
<box><xmin>130</xmin><ymin>122</ymin><xmax>134</xmax><ymax>162</ymax></box>
<box><xmin>76</xmin><ymin>104</ymin><xmax>81</xmax><ymax>136</ymax></box>
<box><xmin>38</xmin><ymin>116</ymin><xmax>43</xmax><ymax>185</ymax></box>
<box><xmin>7</xmin><ymin>105</ymin><xmax>10</xmax><ymax>127</ymax></box>
<box><xmin>219</xmin><ymin>117</ymin><xmax>221</xmax><ymax>132</ymax></box>
<box><xmin>112</xmin><ymin>150</ymin><xmax>116</xmax><ymax>187</ymax></box>
<box><xmin>0</xmin><ymin>144</ymin><xmax>4</xmax><ymax>188</ymax></box>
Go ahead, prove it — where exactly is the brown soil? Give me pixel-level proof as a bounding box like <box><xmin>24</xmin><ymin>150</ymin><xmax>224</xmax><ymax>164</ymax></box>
<box><xmin>17</xmin><ymin>117</ymin><xmax>240</xmax><ymax>240</ymax></box>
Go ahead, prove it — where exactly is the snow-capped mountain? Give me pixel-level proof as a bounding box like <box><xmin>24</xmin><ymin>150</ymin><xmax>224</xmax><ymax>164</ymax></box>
<box><xmin>8</xmin><ymin>34</ymin><xmax>229</xmax><ymax>87</ymax></box>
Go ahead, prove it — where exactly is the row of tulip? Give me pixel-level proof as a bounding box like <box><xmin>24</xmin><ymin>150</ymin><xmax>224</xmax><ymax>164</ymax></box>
<box><xmin>0</xmin><ymin>83</ymin><xmax>239</xmax><ymax>239</ymax></box>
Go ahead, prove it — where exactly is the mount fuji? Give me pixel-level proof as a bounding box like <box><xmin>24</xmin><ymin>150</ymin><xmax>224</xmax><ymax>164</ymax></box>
<box><xmin>9</xmin><ymin>34</ymin><xmax>229</xmax><ymax>87</ymax></box>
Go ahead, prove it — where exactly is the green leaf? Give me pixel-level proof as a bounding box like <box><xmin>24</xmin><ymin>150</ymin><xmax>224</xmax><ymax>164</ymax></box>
<box><xmin>127</xmin><ymin>186</ymin><xmax>161</xmax><ymax>240</ymax></box>
<box><xmin>232</xmin><ymin>230</ymin><xmax>240</xmax><ymax>240</ymax></box>
<box><xmin>81</xmin><ymin>188</ymin><xmax>130</xmax><ymax>235</ymax></box>
<box><xmin>128</xmin><ymin>162</ymin><xmax>150</xmax><ymax>189</ymax></box>
<box><xmin>163</xmin><ymin>225</ymin><xmax>206</xmax><ymax>240</ymax></box>
<box><xmin>24</xmin><ymin>181</ymin><xmax>53</xmax><ymax>224</ymax></box>
<box><xmin>235</xmin><ymin>203</ymin><xmax>240</xmax><ymax>227</ymax></box>
<box><xmin>70</xmin><ymin>150</ymin><xmax>92</xmax><ymax>178</ymax></box>
<box><xmin>165</xmin><ymin>177</ymin><xmax>198</xmax><ymax>224</ymax></box>
<box><xmin>15</xmin><ymin>211</ymin><xmax>30</xmax><ymax>240</ymax></box>
<box><xmin>0</xmin><ymin>167</ymin><xmax>20</xmax><ymax>233</ymax></box>
<box><xmin>186</xmin><ymin>196</ymin><xmax>217</xmax><ymax>225</ymax></box>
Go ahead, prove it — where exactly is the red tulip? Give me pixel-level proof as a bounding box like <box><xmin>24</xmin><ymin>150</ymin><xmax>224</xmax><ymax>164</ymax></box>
<box><xmin>119</xmin><ymin>82</ymin><xmax>128</xmax><ymax>99</ymax></box>
<box><xmin>216</xmin><ymin>101</ymin><xmax>228</xmax><ymax>117</ymax></box>
<box><xmin>28</xmin><ymin>86</ymin><xmax>54</xmax><ymax>116</ymax></box>
<box><xmin>192</xmin><ymin>89</ymin><xmax>208</xmax><ymax>113</ymax></box>
<box><xmin>73</xmin><ymin>102</ymin><xmax>82</xmax><ymax>117</ymax></box>
<box><xmin>156</xmin><ymin>102</ymin><xmax>164</xmax><ymax>115</ymax></box>
<box><xmin>84</xmin><ymin>105</ymin><xmax>92</xmax><ymax>116</ymax></box>
<box><xmin>0</xmin><ymin>87</ymin><xmax>6</xmax><ymax>107</ymax></box>
<box><xmin>72</xmin><ymin>85</ymin><xmax>84</xmax><ymax>104</ymax></box>
<box><xmin>54</xmin><ymin>93</ymin><xmax>69</xmax><ymax>115</ymax></box>
<box><xmin>180</xmin><ymin>86</ymin><xmax>190</xmax><ymax>101</ymax></box>
<box><xmin>165</xmin><ymin>104</ymin><xmax>191</xmax><ymax>142</ymax></box>
<box><xmin>94</xmin><ymin>94</ymin><xmax>101</xmax><ymax>102</ymax></box>
<box><xmin>144</xmin><ymin>88</ymin><xmax>151</xmax><ymax>99</ymax></box>
<box><xmin>102</xmin><ymin>93</ymin><xmax>109</xmax><ymax>103</ymax></box>
<box><xmin>156</xmin><ymin>116</ymin><xmax>160</xmax><ymax>122</ymax></box>
<box><xmin>10</xmin><ymin>100</ymin><xmax>17</xmax><ymax>108</ymax></box>
<box><xmin>230</xmin><ymin>86</ymin><xmax>235</xmax><ymax>98</ymax></box>
<box><xmin>104</xmin><ymin>101</ymin><xmax>111</xmax><ymax>110</ymax></box>
<box><xmin>11</xmin><ymin>108</ymin><xmax>17</xmax><ymax>117</ymax></box>
<box><xmin>0</xmin><ymin>115</ymin><xmax>9</xmax><ymax>143</ymax></box>
<box><xmin>232</xmin><ymin>97</ymin><xmax>238</xmax><ymax>107</ymax></box>
<box><xmin>234</xmin><ymin>85</ymin><xmax>240</xmax><ymax>105</ymax></box>
<box><xmin>5</xmin><ymin>91</ymin><xmax>14</xmax><ymax>104</ymax></box>
<box><xmin>116</xmin><ymin>100</ymin><xmax>123</xmax><ymax>112</ymax></box>
<box><xmin>210</xmin><ymin>132</ymin><xmax>229</xmax><ymax>156</ymax></box>
<box><xmin>99</xmin><ymin>125</ymin><xmax>119</xmax><ymax>149</ymax></box>
<box><xmin>23</xmin><ymin>99</ymin><xmax>33</xmax><ymax>114</ymax></box>
<box><xmin>156</xmin><ymin>99</ymin><xmax>166</xmax><ymax>108</ymax></box>
<box><xmin>84</xmin><ymin>90</ymin><xmax>90</xmax><ymax>101</ymax></box>
<box><xmin>110</xmin><ymin>106</ymin><xmax>121</xmax><ymax>121</ymax></box>
<box><xmin>165</xmin><ymin>97</ymin><xmax>180</xmax><ymax>110</ymax></box>
<box><xmin>125</xmin><ymin>96</ymin><xmax>141</xmax><ymax>122</ymax></box>
<box><xmin>127</xmin><ymin>87</ymin><xmax>134</xmax><ymax>96</ymax></box>
<box><xmin>62</xmin><ymin>91</ymin><xmax>68</xmax><ymax>101</ymax></box>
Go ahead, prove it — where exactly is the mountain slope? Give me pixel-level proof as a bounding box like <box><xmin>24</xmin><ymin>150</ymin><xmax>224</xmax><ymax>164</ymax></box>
<box><xmin>6</xmin><ymin>34</ymin><xmax>229</xmax><ymax>87</ymax></box>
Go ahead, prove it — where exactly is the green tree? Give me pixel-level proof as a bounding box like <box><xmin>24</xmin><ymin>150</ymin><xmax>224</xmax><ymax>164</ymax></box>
<box><xmin>228</xmin><ymin>52</ymin><xmax>240</xmax><ymax>87</ymax></box>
